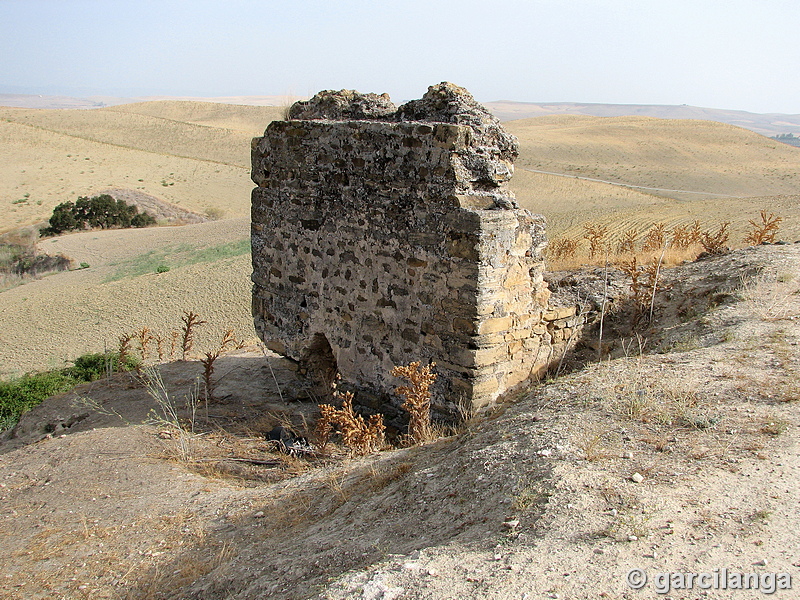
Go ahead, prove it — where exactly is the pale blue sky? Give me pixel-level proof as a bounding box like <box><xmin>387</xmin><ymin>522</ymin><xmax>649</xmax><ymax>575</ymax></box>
<box><xmin>0</xmin><ymin>0</ymin><xmax>798</xmax><ymax>113</ymax></box>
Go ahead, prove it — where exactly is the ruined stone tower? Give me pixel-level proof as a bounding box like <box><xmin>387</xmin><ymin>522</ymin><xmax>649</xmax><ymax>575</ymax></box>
<box><xmin>251</xmin><ymin>83</ymin><xmax>565</xmax><ymax>417</ymax></box>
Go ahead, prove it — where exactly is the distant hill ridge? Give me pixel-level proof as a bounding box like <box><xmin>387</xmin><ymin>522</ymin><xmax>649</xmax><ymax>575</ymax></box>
<box><xmin>485</xmin><ymin>100</ymin><xmax>800</xmax><ymax>137</ymax></box>
<box><xmin>2</xmin><ymin>93</ymin><xmax>798</xmax><ymax>138</ymax></box>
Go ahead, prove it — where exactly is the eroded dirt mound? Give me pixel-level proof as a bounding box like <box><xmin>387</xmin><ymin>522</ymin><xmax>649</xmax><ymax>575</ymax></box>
<box><xmin>97</xmin><ymin>188</ymin><xmax>210</xmax><ymax>225</ymax></box>
<box><xmin>1</xmin><ymin>246</ymin><xmax>799</xmax><ymax>599</ymax></box>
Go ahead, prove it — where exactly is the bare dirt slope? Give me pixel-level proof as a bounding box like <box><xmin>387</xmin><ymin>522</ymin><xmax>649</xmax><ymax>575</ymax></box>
<box><xmin>1</xmin><ymin>245</ymin><xmax>798</xmax><ymax>599</ymax></box>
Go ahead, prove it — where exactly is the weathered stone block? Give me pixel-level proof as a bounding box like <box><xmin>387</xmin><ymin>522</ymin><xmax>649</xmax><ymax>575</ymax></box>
<box><xmin>478</xmin><ymin>316</ymin><xmax>514</xmax><ymax>334</ymax></box>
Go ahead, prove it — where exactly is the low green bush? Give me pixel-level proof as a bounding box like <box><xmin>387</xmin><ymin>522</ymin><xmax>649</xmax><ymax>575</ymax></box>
<box><xmin>0</xmin><ymin>351</ymin><xmax>138</xmax><ymax>431</ymax></box>
<box><xmin>64</xmin><ymin>352</ymin><xmax>138</xmax><ymax>381</ymax></box>
<box><xmin>0</xmin><ymin>371</ymin><xmax>78</xmax><ymax>431</ymax></box>
<box><xmin>41</xmin><ymin>194</ymin><xmax>157</xmax><ymax>236</ymax></box>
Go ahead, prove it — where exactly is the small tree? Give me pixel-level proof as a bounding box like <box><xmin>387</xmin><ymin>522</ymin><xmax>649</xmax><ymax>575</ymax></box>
<box><xmin>41</xmin><ymin>195</ymin><xmax>155</xmax><ymax>236</ymax></box>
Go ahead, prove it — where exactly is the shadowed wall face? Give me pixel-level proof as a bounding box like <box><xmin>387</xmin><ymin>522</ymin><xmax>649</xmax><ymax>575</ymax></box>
<box><xmin>251</xmin><ymin>83</ymin><xmax>562</xmax><ymax>417</ymax></box>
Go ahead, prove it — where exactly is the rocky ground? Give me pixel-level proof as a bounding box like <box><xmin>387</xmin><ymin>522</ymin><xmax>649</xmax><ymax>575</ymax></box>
<box><xmin>1</xmin><ymin>244</ymin><xmax>799</xmax><ymax>599</ymax></box>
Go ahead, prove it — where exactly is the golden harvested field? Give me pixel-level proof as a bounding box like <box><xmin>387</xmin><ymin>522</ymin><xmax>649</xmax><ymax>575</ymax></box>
<box><xmin>505</xmin><ymin>115</ymin><xmax>800</xmax><ymax>242</ymax></box>
<box><xmin>0</xmin><ymin>218</ymin><xmax>257</xmax><ymax>378</ymax></box>
<box><xmin>0</xmin><ymin>103</ymin><xmax>283</xmax><ymax>233</ymax></box>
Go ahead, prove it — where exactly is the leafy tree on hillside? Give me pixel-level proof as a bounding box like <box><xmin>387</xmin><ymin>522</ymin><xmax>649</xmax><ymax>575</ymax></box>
<box><xmin>42</xmin><ymin>194</ymin><xmax>156</xmax><ymax>236</ymax></box>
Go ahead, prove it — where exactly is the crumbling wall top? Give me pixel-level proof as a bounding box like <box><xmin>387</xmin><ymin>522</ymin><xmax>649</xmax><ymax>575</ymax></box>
<box><xmin>395</xmin><ymin>82</ymin><xmax>518</xmax><ymax>164</ymax></box>
<box><xmin>275</xmin><ymin>82</ymin><xmax>519</xmax><ymax>205</ymax></box>
<box><xmin>287</xmin><ymin>90</ymin><xmax>397</xmax><ymax>121</ymax></box>
<box><xmin>286</xmin><ymin>82</ymin><xmax>518</xmax><ymax>161</ymax></box>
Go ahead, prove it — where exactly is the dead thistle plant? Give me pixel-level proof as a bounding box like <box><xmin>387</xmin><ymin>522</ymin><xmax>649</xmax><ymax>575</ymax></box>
<box><xmin>583</xmin><ymin>222</ymin><xmax>609</xmax><ymax>259</ymax></box>
<box><xmin>616</xmin><ymin>228</ymin><xmax>638</xmax><ymax>255</ymax></box>
<box><xmin>117</xmin><ymin>333</ymin><xmax>133</xmax><ymax>372</ymax></box>
<box><xmin>391</xmin><ymin>361</ymin><xmax>437</xmax><ymax>445</ymax></box>
<box><xmin>169</xmin><ymin>330</ymin><xmax>180</xmax><ymax>360</ymax></box>
<box><xmin>641</xmin><ymin>223</ymin><xmax>667</xmax><ymax>252</ymax></box>
<box><xmin>199</xmin><ymin>329</ymin><xmax>245</xmax><ymax>403</ymax></box>
<box><xmin>745</xmin><ymin>210</ymin><xmax>783</xmax><ymax>245</ymax></box>
<box><xmin>180</xmin><ymin>310</ymin><xmax>207</xmax><ymax>359</ymax></box>
<box><xmin>619</xmin><ymin>257</ymin><xmax>647</xmax><ymax>307</ymax></box>
<box><xmin>154</xmin><ymin>333</ymin><xmax>166</xmax><ymax>362</ymax></box>
<box><xmin>316</xmin><ymin>391</ymin><xmax>385</xmax><ymax>456</ymax></box>
<box><xmin>135</xmin><ymin>326</ymin><xmax>155</xmax><ymax>363</ymax></box>
<box><xmin>620</xmin><ymin>258</ymin><xmax>661</xmax><ymax>324</ymax></box>
<box><xmin>546</xmin><ymin>237</ymin><xmax>579</xmax><ymax>261</ymax></box>
<box><xmin>700</xmin><ymin>222</ymin><xmax>731</xmax><ymax>254</ymax></box>
<box><xmin>670</xmin><ymin>224</ymin><xmax>692</xmax><ymax>250</ymax></box>
<box><xmin>688</xmin><ymin>220</ymin><xmax>703</xmax><ymax>245</ymax></box>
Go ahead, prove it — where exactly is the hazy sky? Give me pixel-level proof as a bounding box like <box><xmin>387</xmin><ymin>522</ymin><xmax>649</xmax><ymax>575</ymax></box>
<box><xmin>1</xmin><ymin>0</ymin><xmax>798</xmax><ymax>113</ymax></box>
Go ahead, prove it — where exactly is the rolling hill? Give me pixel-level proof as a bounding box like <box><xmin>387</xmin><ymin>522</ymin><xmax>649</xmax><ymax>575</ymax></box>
<box><xmin>486</xmin><ymin>100</ymin><xmax>800</xmax><ymax>137</ymax></box>
<box><xmin>504</xmin><ymin>115</ymin><xmax>800</xmax><ymax>242</ymax></box>
<box><xmin>0</xmin><ymin>103</ymin><xmax>283</xmax><ymax>233</ymax></box>
<box><xmin>3</xmin><ymin>102</ymin><xmax>799</xmax><ymax>240</ymax></box>
<box><xmin>1</xmin><ymin>101</ymin><xmax>800</xmax><ymax>374</ymax></box>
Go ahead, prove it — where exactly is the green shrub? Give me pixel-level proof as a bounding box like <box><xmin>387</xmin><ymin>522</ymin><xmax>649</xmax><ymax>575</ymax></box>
<box><xmin>0</xmin><ymin>371</ymin><xmax>78</xmax><ymax>431</ymax></box>
<box><xmin>64</xmin><ymin>352</ymin><xmax>138</xmax><ymax>382</ymax></box>
<box><xmin>41</xmin><ymin>194</ymin><xmax>157</xmax><ymax>236</ymax></box>
<box><xmin>0</xmin><ymin>351</ymin><xmax>138</xmax><ymax>431</ymax></box>
<box><xmin>156</xmin><ymin>264</ymin><xmax>170</xmax><ymax>273</ymax></box>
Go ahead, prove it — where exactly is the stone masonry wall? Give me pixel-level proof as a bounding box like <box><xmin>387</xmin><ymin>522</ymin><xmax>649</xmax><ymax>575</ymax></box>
<box><xmin>251</xmin><ymin>83</ymin><xmax>584</xmax><ymax>418</ymax></box>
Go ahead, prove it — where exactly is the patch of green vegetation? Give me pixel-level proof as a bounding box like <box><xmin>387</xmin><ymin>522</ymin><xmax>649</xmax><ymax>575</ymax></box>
<box><xmin>0</xmin><ymin>372</ymin><xmax>77</xmax><ymax>431</ymax></box>
<box><xmin>41</xmin><ymin>194</ymin><xmax>156</xmax><ymax>236</ymax></box>
<box><xmin>105</xmin><ymin>238</ymin><xmax>250</xmax><ymax>282</ymax></box>
<box><xmin>0</xmin><ymin>352</ymin><xmax>138</xmax><ymax>431</ymax></box>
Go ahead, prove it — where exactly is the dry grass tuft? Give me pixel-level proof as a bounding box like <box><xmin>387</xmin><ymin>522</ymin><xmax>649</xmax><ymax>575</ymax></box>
<box><xmin>598</xmin><ymin>362</ymin><xmax>719</xmax><ymax>430</ymax></box>
<box><xmin>574</xmin><ymin>427</ymin><xmax>615</xmax><ymax>461</ymax></box>
<box><xmin>739</xmin><ymin>269</ymin><xmax>800</xmax><ymax>321</ymax></box>
<box><xmin>759</xmin><ymin>416</ymin><xmax>791</xmax><ymax>436</ymax></box>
